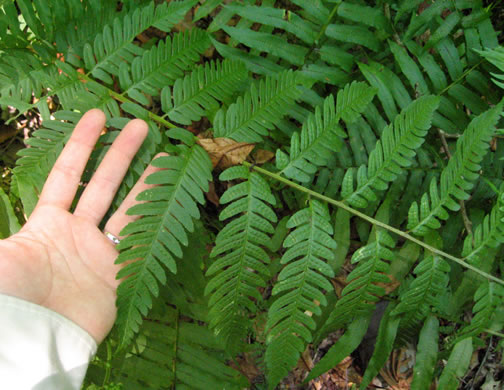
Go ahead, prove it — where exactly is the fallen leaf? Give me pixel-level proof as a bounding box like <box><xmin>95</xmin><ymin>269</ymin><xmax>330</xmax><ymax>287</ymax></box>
<box><xmin>253</xmin><ymin>149</ymin><xmax>275</xmax><ymax>164</ymax></box>
<box><xmin>376</xmin><ymin>273</ymin><xmax>401</xmax><ymax>294</ymax></box>
<box><xmin>197</xmin><ymin>137</ymin><xmax>255</xmax><ymax>169</ymax></box>
<box><xmin>205</xmin><ymin>181</ymin><xmax>220</xmax><ymax>207</ymax></box>
<box><xmin>309</xmin><ymin>356</ymin><xmax>362</xmax><ymax>389</ymax></box>
<box><xmin>380</xmin><ymin>348</ymin><xmax>415</xmax><ymax>390</ymax></box>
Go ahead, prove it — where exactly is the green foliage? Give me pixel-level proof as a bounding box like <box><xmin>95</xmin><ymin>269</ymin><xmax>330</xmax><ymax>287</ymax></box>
<box><xmin>2</xmin><ymin>0</ymin><xmax>504</xmax><ymax>388</ymax></box>
<box><xmin>392</xmin><ymin>254</ymin><xmax>450</xmax><ymax>340</ymax></box>
<box><xmin>305</xmin><ymin>314</ymin><xmax>370</xmax><ymax>382</ymax></box>
<box><xmin>462</xmin><ymin>190</ymin><xmax>504</xmax><ymax>265</ymax></box>
<box><xmin>0</xmin><ymin>187</ymin><xmax>20</xmax><ymax>238</ymax></box>
<box><xmin>276</xmin><ymin>81</ymin><xmax>376</xmax><ymax>183</ymax></box>
<box><xmin>360</xmin><ymin>305</ymin><xmax>400</xmax><ymax>390</ymax></box>
<box><xmin>213</xmin><ymin>70</ymin><xmax>303</xmax><ymax>142</ymax></box>
<box><xmin>205</xmin><ymin>166</ymin><xmax>277</xmax><ymax>349</ymax></box>
<box><xmin>13</xmin><ymin>111</ymin><xmax>82</xmax><ymax>215</ymax></box>
<box><xmin>115</xmin><ymin>144</ymin><xmax>212</xmax><ymax>348</ymax></box>
<box><xmin>411</xmin><ymin>316</ymin><xmax>439</xmax><ymax>390</ymax></box>
<box><xmin>319</xmin><ymin>230</ymin><xmax>396</xmax><ymax>339</ymax></box>
<box><xmin>265</xmin><ymin>199</ymin><xmax>336</xmax><ymax>388</ymax></box>
<box><xmin>408</xmin><ymin>102</ymin><xmax>504</xmax><ymax>236</ymax></box>
<box><xmin>116</xmin><ymin>28</ymin><xmax>212</xmax><ymax>107</ymax></box>
<box><xmin>480</xmin><ymin>46</ymin><xmax>504</xmax><ymax>88</ymax></box>
<box><xmin>450</xmin><ymin>281</ymin><xmax>504</xmax><ymax>347</ymax></box>
<box><xmin>438</xmin><ymin>338</ymin><xmax>473</xmax><ymax>390</ymax></box>
<box><xmin>342</xmin><ymin>95</ymin><xmax>440</xmax><ymax>208</ymax></box>
<box><xmin>161</xmin><ymin>59</ymin><xmax>248</xmax><ymax>125</ymax></box>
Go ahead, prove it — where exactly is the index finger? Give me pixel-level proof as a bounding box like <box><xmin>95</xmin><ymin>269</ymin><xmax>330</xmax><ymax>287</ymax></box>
<box><xmin>37</xmin><ymin>109</ymin><xmax>106</xmax><ymax>210</ymax></box>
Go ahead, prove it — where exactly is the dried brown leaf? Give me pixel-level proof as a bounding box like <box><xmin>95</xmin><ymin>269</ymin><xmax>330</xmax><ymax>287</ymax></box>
<box><xmin>197</xmin><ymin>137</ymin><xmax>255</xmax><ymax>169</ymax></box>
<box><xmin>253</xmin><ymin>149</ymin><xmax>275</xmax><ymax>164</ymax></box>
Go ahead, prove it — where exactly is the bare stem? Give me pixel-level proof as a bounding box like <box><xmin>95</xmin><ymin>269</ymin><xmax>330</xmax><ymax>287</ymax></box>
<box><xmin>243</xmin><ymin>161</ymin><xmax>504</xmax><ymax>286</ymax></box>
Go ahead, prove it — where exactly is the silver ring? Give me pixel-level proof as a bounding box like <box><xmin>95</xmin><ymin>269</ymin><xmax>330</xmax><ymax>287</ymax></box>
<box><xmin>104</xmin><ymin>231</ymin><xmax>121</xmax><ymax>245</ymax></box>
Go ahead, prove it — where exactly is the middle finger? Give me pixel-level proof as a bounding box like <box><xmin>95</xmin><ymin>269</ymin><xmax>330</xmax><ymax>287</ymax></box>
<box><xmin>74</xmin><ymin>119</ymin><xmax>148</xmax><ymax>224</ymax></box>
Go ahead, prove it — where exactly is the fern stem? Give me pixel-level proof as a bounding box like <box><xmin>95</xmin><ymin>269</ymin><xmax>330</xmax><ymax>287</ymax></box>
<box><xmin>314</xmin><ymin>3</ymin><xmax>340</xmax><ymax>44</ymax></box>
<box><xmin>78</xmin><ymin>73</ymin><xmax>177</xmax><ymax>128</ymax></box>
<box><xmin>103</xmin><ymin>339</ymin><xmax>112</xmax><ymax>386</ymax></box>
<box><xmin>303</xmin><ymin>2</ymin><xmax>341</xmax><ymax>62</ymax></box>
<box><xmin>486</xmin><ymin>329</ymin><xmax>504</xmax><ymax>338</ymax></box>
<box><xmin>244</xmin><ymin>162</ymin><xmax>504</xmax><ymax>286</ymax></box>
<box><xmin>438</xmin><ymin>60</ymin><xmax>483</xmax><ymax>96</ymax></box>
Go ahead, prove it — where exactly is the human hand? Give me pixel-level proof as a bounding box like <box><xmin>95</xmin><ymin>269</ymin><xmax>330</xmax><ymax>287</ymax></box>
<box><xmin>0</xmin><ymin>110</ymin><xmax>160</xmax><ymax>343</ymax></box>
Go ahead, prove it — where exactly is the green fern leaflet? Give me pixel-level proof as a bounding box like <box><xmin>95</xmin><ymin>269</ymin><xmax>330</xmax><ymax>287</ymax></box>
<box><xmin>266</xmin><ymin>199</ymin><xmax>336</xmax><ymax>389</ymax></box>
<box><xmin>161</xmin><ymin>59</ymin><xmax>248</xmax><ymax>125</ymax></box>
<box><xmin>318</xmin><ymin>230</ymin><xmax>395</xmax><ymax>340</ymax></box>
<box><xmin>392</xmin><ymin>255</ymin><xmax>450</xmax><ymax>341</ymax></box>
<box><xmin>342</xmin><ymin>95</ymin><xmax>440</xmax><ymax>208</ymax></box>
<box><xmin>205</xmin><ymin>166</ymin><xmax>277</xmax><ymax>349</ymax></box>
<box><xmin>276</xmin><ymin>81</ymin><xmax>377</xmax><ymax>183</ymax></box>
<box><xmin>213</xmin><ymin>70</ymin><xmax>303</xmax><ymax>142</ymax></box>
<box><xmin>408</xmin><ymin>101</ymin><xmax>504</xmax><ymax>235</ymax></box>
<box><xmin>115</xmin><ymin>142</ymin><xmax>212</xmax><ymax>348</ymax></box>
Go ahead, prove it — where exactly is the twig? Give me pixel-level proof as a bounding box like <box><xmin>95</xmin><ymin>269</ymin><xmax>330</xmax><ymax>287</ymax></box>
<box><xmin>468</xmin><ymin>336</ymin><xmax>492</xmax><ymax>390</ymax></box>
<box><xmin>437</xmin><ymin>128</ymin><xmax>473</xmax><ymax>237</ymax></box>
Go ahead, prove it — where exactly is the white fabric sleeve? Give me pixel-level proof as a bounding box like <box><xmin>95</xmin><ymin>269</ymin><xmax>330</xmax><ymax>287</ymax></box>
<box><xmin>0</xmin><ymin>294</ymin><xmax>97</xmax><ymax>389</ymax></box>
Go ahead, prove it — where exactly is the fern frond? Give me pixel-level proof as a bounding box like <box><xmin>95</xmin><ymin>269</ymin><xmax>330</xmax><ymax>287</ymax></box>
<box><xmin>449</xmin><ymin>281</ymin><xmax>504</xmax><ymax>348</ymax></box>
<box><xmin>161</xmin><ymin>59</ymin><xmax>248</xmax><ymax>125</ymax></box>
<box><xmin>411</xmin><ymin>316</ymin><xmax>439</xmax><ymax>389</ymax></box>
<box><xmin>0</xmin><ymin>51</ymin><xmax>46</xmax><ymax>106</ymax></box>
<box><xmin>194</xmin><ymin>0</ymin><xmax>224</xmax><ymax>22</ymax></box>
<box><xmin>221</xmin><ymin>25</ymin><xmax>309</xmax><ymax>66</ymax></box>
<box><xmin>289</xmin><ymin>0</ymin><xmax>329</xmax><ymax>25</ymax></box>
<box><xmin>91</xmin><ymin>227</ymin><xmax>248</xmax><ymax>389</ymax></box>
<box><xmin>404</xmin><ymin>0</ymin><xmax>453</xmax><ymax>41</ymax></box>
<box><xmin>224</xmin><ymin>3</ymin><xmax>318</xmax><ymax>44</ymax></box>
<box><xmin>325</xmin><ymin>23</ymin><xmax>382</xmax><ymax>52</ymax></box>
<box><xmin>41</xmin><ymin>62</ymin><xmax>120</xmax><ymax>117</ymax></box>
<box><xmin>115</xmin><ymin>143</ymin><xmax>212</xmax><ymax>348</ymax></box>
<box><xmin>276</xmin><ymin>81</ymin><xmax>376</xmax><ymax>183</ymax></box>
<box><xmin>438</xmin><ymin>338</ymin><xmax>473</xmax><ymax>390</ymax></box>
<box><xmin>118</xmin><ymin>29</ymin><xmax>211</xmax><ymax>107</ymax></box>
<box><xmin>205</xmin><ymin>166</ymin><xmax>277</xmax><ymax>348</ymax></box>
<box><xmin>479</xmin><ymin>46</ymin><xmax>504</xmax><ymax>89</ymax></box>
<box><xmin>9</xmin><ymin>0</ymin><xmax>118</xmax><ymax>59</ymax></box>
<box><xmin>342</xmin><ymin>96</ymin><xmax>440</xmax><ymax>208</ymax></box>
<box><xmin>392</xmin><ymin>255</ymin><xmax>450</xmax><ymax>341</ymax></box>
<box><xmin>13</xmin><ymin>111</ymin><xmax>82</xmax><ymax>215</ymax></box>
<box><xmin>337</xmin><ymin>2</ymin><xmax>391</xmax><ymax>32</ymax></box>
<box><xmin>82</xmin><ymin>0</ymin><xmax>197</xmax><ymax>84</ymax></box>
<box><xmin>318</xmin><ymin>230</ymin><xmax>395</xmax><ymax>339</ymax></box>
<box><xmin>0</xmin><ymin>2</ymin><xmax>28</xmax><ymax>49</ymax></box>
<box><xmin>111</xmin><ymin>300</ymin><xmax>247</xmax><ymax>390</ymax></box>
<box><xmin>462</xmin><ymin>193</ymin><xmax>504</xmax><ymax>266</ymax></box>
<box><xmin>122</xmin><ymin>319</ymin><xmax>246</xmax><ymax>389</ymax></box>
<box><xmin>213</xmin><ymin>70</ymin><xmax>303</xmax><ymax>142</ymax></box>
<box><xmin>407</xmin><ymin>101</ymin><xmax>504</xmax><ymax>236</ymax></box>
<box><xmin>265</xmin><ymin>200</ymin><xmax>336</xmax><ymax>388</ymax></box>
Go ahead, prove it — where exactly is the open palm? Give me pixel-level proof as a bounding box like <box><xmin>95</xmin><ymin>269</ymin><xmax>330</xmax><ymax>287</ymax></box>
<box><xmin>0</xmin><ymin>110</ymin><xmax>160</xmax><ymax>343</ymax></box>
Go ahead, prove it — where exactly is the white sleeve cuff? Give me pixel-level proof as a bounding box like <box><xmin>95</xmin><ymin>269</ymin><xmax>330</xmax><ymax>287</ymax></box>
<box><xmin>0</xmin><ymin>294</ymin><xmax>97</xmax><ymax>389</ymax></box>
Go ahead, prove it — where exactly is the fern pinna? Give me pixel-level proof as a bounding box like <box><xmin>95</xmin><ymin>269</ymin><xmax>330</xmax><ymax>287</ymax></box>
<box><xmin>205</xmin><ymin>166</ymin><xmax>277</xmax><ymax>349</ymax></box>
<box><xmin>3</xmin><ymin>0</ymin><xmax>504</xmax><ymax>388</ymax></box>
<box><xmin>266</xmin><ymin>199</ymin><xmax>336</xmax><ymax>388</ymax></box>
<box><xmin>116</xmin><ymin>139</ymin><xmax>212</xmax><ymax>348</ymax></box>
